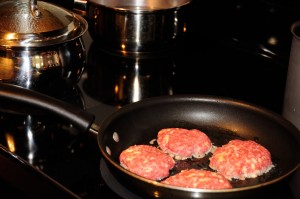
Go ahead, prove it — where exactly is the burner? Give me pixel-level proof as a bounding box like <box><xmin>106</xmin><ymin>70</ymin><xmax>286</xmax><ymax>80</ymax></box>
<box><xmin>100</xmin><ymin>158</ymin><xmax>143</xmax><ymax>199</ymax></box>
<box><xmin>0</xmin><ymin>112</ymin><xmax>84</xmax><ymax>167</ymax></box>
<box><xmin>83</xmin><ymin>43</ymin><xmax>175</xmax><ymax>106</ymax></box>
<box><xmin>0</xmin><ymin>82</ymin><xmax>86</xmax><ymax>168</ymax></box>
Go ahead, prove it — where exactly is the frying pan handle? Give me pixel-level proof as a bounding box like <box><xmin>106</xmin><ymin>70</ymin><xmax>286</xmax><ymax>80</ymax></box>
<box><xmin>0</xmin><ymin>83</ymin><xmax>95</xmax><ymax>133</ymax></box>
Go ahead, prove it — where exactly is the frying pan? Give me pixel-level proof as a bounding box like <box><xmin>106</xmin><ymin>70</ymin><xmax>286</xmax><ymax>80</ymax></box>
<box><xmin>0</xmin><ymin>83</ymin><xmax>299</xmax><ymax>198</ymax></box>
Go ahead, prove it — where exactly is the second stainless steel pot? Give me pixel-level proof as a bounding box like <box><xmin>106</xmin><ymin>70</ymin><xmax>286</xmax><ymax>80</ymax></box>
<box><xmin>85</xmin><ymin>0</ymin><xmax>192</xmax><ymax>55</ymax></box>
<box><xmin>87</xmin><ymin>0</ymin><xmax>191</xmax><ymax>54</ymax></box>
<box><xmin>45</xmin><ymin>0</ymin><xmax>192</xmax><ymax>54</ymax></box>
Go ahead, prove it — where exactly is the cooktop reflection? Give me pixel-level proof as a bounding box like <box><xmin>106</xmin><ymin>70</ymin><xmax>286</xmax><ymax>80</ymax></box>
<box><xmin>83</xmin><ymin>43</ymin><xmax>175</xmax><ymax>106</ymax></box>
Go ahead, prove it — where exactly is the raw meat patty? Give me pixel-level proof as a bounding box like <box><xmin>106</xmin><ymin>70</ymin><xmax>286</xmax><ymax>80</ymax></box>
<box><xmin>157</xmin><ymin>128</ymin><xmax>212</xmax><ymax>160</ymax></box>
<box><xmin>119</xmin><ymin>145</ymin><xmax>175</xmax><ymax>181</ymax></box>
<box><xmin>161</xmin><ymin>169</ymin><xmax>232</xmax><ymax>189</ymax></box>
<box><xmin>209</xmin><ymin>139</ymin><xmax>274</xmax><ymax>180</ymax></box>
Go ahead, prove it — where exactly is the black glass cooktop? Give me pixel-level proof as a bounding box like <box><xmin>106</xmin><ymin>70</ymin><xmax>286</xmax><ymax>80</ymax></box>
<box><xmin>0</xmin><ymin>0</ymin><xmax>299</xmax><ymax>198</ymax></box>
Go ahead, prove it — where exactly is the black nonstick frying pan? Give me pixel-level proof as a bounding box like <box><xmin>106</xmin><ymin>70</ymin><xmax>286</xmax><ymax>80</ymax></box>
<box><xmin>0</xmin><ymin>83</ymin><xmax>299</xmax><ymax>199</ymax></box>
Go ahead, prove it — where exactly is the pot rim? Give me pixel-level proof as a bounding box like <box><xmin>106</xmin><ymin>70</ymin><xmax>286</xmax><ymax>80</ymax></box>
<box><xmin>89</xmin><ymin>0</ymin><xmax>192</xmax><ymax>12</ymax></box>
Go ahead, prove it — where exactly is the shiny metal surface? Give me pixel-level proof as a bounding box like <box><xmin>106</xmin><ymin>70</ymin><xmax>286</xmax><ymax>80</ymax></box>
<box><xmin>87</xmin><ymin>0</ymin><xmax>192</xmax><ymax>54</ymax></box>
<box><xmin>0</xmin><ymin>0</ymin><xmax>88</xmax><ymax>47</ymax></box>
<box><xmin>0</xmin><ymin>0</ymin><xmax>88</xmax><ymax>88</ymax></box>
<box><xmin>89</xmin><ymin>0</ymin><xmax>192</xmax><ymax>10</ymax></box>
<box><xmin>0</xmin><ymin>38</ymin><xmax>86</xmax><ymax>88</ymax></box>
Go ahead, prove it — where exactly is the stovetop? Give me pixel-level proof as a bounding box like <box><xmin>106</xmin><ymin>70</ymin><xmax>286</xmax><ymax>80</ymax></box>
<box><xmin>0</xmin><ymin>0</ymin><xmax>300</xmax><ymax>198</ymax></box>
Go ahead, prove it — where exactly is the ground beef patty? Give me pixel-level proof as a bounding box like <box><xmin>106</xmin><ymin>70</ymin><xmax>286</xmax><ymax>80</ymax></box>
<box><xmin>161</xmin><ymin>169</ymin><xmax>232</xmax><ymax>189</ymax></box>
<box><xmin>119</xmin><ymin>145</ymin><xmax>175</xmax><ymax>181</ymax></box>
<box><xmin>157</xmin><ymin>128</ymin><xmax>212</xmax><ymax>160</ymax></box>
<box><xmin>209</xmin><ymin>139</ymin><xmax>274</xmax><ymax>180</ymax></box>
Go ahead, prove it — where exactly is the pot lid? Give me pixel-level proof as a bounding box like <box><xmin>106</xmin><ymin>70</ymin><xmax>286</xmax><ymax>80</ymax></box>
<box><xmin>0</xmin><ymin>0</ymin><xmax>88</xmax><ymax>47</ymax></box>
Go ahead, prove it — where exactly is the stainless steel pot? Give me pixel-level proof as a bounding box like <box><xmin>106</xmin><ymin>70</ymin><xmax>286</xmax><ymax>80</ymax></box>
<box><xmin>0</xmin><ymin>0</ymin><xmax>88</xmax><ymax>89</ymax></box>
<box><xmin>44</xmin><ymin>0</ymin><xmax>192</xmax><ymax>54</ymax></box>
<box><xmin>87</xmin><ymin>0</ymin><xmax>191</xmax><ymax>54</ymax></box>
<box><xmin>82</xmin><ymin>0</ymin><xmax>192</xmax><ymax>55</ymax></box>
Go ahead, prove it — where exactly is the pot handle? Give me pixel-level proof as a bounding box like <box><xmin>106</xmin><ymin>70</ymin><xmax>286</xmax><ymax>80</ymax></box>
<box><xmin>0</xmin><ymin>83</ymin><xmax>95</xmax><ymax>134</ymax></box>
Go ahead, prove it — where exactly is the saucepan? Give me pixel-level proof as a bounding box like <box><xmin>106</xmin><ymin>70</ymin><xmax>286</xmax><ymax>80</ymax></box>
<box><xmin>0</xmin><ymin>83</ymin><xmax>299</xmax><ymax>198</ymax></box>
<box><xmin>63</xmin><ymin>0</ymin><xmax>193</xmax><ymax>55</ymax></box>
<box><xmin>87</xmin><ymin>0</ymin><xmax>192</xmax><ymax>54</ymax></box>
